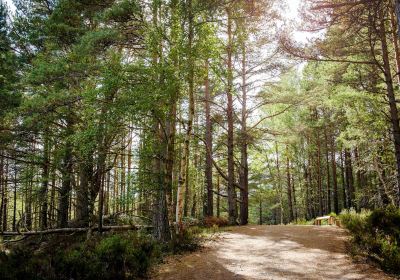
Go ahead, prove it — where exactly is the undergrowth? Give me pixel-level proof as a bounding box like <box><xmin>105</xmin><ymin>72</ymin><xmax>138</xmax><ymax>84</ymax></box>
<box><xmin>340</xmin><ymin>207</ymin><xmax>400</xmax><ymax>275</ymax></box>
<box><xmin>0</xmin><ymin>227</ymin><xmax>202</xmax><ymax>280</ymax></box>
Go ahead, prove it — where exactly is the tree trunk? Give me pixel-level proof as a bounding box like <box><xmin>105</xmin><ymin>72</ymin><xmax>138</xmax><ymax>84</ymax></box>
<box><xmin>344</xmin><ymin>149</ymin><xmax>354</xmax><ymax>208</ymax></box>
<box><xmin>379</xmin><ymin>10</ymin><xmax>400</xmax><ymax>205</ymax></box>
<box><xmin>204</xmin><ymin>60</ymin><xmax>213</xmax><ymax>217</ymax></box>
<box><xmin>176</xmin><ymin>0</ymin><xmax>195</xmax><ymax>226</ymax></box>
<box><xmin>316</xmin><ymin>130</ymin><xmax>323</xmax><ymax>216</ymax></box>
<box><xmin>12</xmin><ymin>169</ymin><xmax>17</xmax><ymax>231</ymax></box>
<box><xmin>59</xmin><ymin>118</ymin><xmax>73</xmax><ymax>227</ymax></box>
<box><xmin>151</xmin><ymin>1</ymin><xmax>171</xmax><ymax>242</ymax></box>
<box><xmin>226</xmin><ymin>7</ymin><xmax>237</xmax><ymax>225</ymax></box>
<box><xmin>340</xmin><ymin>151</ymin><xmax>347</xmax><ymax>209</ymax></box>
<box><xmin>216</xmin><ymin>175</ymin><xmax>220</xmax><ymax>218</ymax></box>
<box><xmin>390</xmin><ymin>8</ymin><xmax>400</xmax><ymax>85</ymax></box>
<box><xmin>2</xmin><ymin>157</ymin><xmax>8</xmax><ymax>231</ymax></box>
<box><xmin>324</xmin><ymin>128</ymin><xmax>331</xmax><ymax>214</ymax></box>
<box><xmin>286</xmin><ymin>146</ymin><xmax>294</xmax><ymax>222</ymax></box>
<box><xmin>275</xmin><ymin>143</ymin><xmax>284</xmax><ymax>224</ymax></box>
<box><xmin>331</xmin><ymin>134</ymin><xmax>339</xmax><ymax>214</ymax></box>
<box><xmin>39</xmin><ymin>133</ymin><xmax>50</xmax><ymax>230</ymax></box>
<box><xmin>239</xmin><ymin>44</ymin><xmax>249</xmax><ymax>225</ymax></box>
<box><xmin>152</xmin><ymin>121</ymin><xmax>171</xmax><ymax>242</ymax></box>
<box><xmin>77</xmin><ymin>158</ymin><xmax>92</xmax><ymax>226</ymax></box>
<box><xmin>0</xmin><ymin>152</ymin><xmax>3</xmax><ymax>231</ymax></box>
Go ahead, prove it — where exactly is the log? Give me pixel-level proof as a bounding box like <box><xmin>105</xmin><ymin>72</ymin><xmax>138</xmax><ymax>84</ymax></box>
<box><xmin>0</xmin><ymin>225</ymin><xmax>151</xmax><ymax>236</ymax></box>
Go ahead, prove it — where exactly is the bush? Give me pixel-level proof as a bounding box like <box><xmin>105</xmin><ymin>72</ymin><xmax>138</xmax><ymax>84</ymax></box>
<box><xmin>170</xmin><ymin>226</ymin><xmax>202</xmax><ymax>253</ymax></box>
<box><xmin>292</xmin><ymin>218</ymin><xmax>315</xmax><ymax>225</ymax></box>
<box><xmin>340</xmin><ymin>207</ymin><xmax>400</xmax><ymax>274</ymax></box>
<box><xmin>202</xmin><ymin>216</ymin><xmax>229</xmax><ymax>228</ymax></box>
<box><xmin>0</xmin><ymin>232</ymin><xmax>159</xmax><ymax>280</ymax></box>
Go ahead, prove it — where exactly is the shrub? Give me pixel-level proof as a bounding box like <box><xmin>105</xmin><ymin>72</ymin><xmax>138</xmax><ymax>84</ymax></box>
<box><xmin>0</xmin><ymin>232</ymin><xmax>159</xmax><ymax>280</ymax></box>
<box><xmin>340</xmin><ymin>207</ymin><xmax>400</xmax><ymax>274</ymax></box>
<box><xmin>293</xmin><ymin>218</ymin><xmax>315</xmax><ymax>225</ymax></box>
<box><xmin>170</xmin><ymin>226</ymin><xmax>201</xmax><ymax>253</ymax></box>
<box><xmin>203</xmin><ymin>216</ymin><xmax>229</xmax><ymax>228</ymax></box>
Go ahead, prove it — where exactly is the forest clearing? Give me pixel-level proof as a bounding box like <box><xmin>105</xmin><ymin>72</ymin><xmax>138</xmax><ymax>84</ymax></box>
<box><xmin>1</xmin><ymin>0</ymin><xmax>400</xmax><ymax>279</ymax></box>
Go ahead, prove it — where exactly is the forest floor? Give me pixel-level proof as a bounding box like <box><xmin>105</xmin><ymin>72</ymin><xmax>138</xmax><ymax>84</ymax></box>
<box><xmin>152</xmin><ymin>225</ymin><xmax>396</xmax><ymax>280</ymax></box>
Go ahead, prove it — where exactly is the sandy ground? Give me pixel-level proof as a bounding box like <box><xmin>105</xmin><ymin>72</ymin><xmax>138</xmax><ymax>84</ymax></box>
<box><xmin>152</xmin><ymin>225</ymin><xmax>396</xmax><ymax>280</ymax></box>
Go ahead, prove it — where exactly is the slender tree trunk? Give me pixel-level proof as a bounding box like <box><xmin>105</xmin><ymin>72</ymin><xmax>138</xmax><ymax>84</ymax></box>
<box><xmin>275</xmin><ymin>143</ymin><xmax>284</xmax><ymax>224</ymax></box>
<box><xmin>216</xmin><ymin>175</ymin><xmax>220</xmax><ymax>218</ymax></box>
<box><xmin>324</xmin><ymin>128</ymin><xmax>331</xmax><ymax>214</ymax></box>
<box><xmin>2</xmin><ymin>158</ymin><xmax>8</xmax><ymax>231</ymax></box>
<box><xmin>127</xmin><ymin>131</ymin><xmax>132</xmax><ymax>213</ymax></box>
<box><xmin>344</xmin><ymin>149</ymin><xmax>354</xmax><ymax>208</ymax></box>
<box><xmin>204</xmin><ymin>60</ymin><xmax>213</xmax><ymax>217</ymax></box>
<box><xmin>239</xmin><ymin>45</ymin><xmax>249</xmax><ymax>225</ymax></box>
<box><xmin>304</xmin><ymin>161</ymin><xmax>311</xmax><ymax>220</ymax></box>
<box><xmin>77</xmin><ymin>157</ymin><xmax>92</xmax><ymax>226</ymax></box>
<box><xmin>354</xmin><ymin>148</ymin><xmax>363</xmax><ymax>209</ymax></box>
<box><xmin>291</xmin><ymin>163</ymin><xmax>297</xmax><ymax>221</ymax></box>
<box><xmin>105</xmin><ymin>167</ymin><xmax>110</xmax><ymax>216</ymax></box>
<box><xmin>59</xmin><ymin>118</ymin><xmax>73</xmax><ymax>227</ymax></box>
<box><xmin>226</xmin><ymin>7</ymin><xmax>237</xmax><ymax>225</ymax></box>
<box><xmin>177</xmin><ymin>0</ymin><xmax>195</xmax><ymax>226</ymax></box>
<box><xmin>151</xmin><ymin>1</ymin><xmax>171</xmax><ymax>242</ymax></box>
<box><xmin>307</xmin><ymin>141</ymin><xmax>315</xmax><ymax>218</ymax></box>
<box><xmin>121</xmin><ymin>140</ymin><xmax>126</xmax><ymax>213</ymax></box>
<box><xmin>316</xmin><ymin>130</ymin><xmax>323</xmax><ymax>216</ymax></box>
<box><xmin>376</xmin><ymin>145</ymin><xmax>391</xmax><ymax>206</ymax></box>
<box><xmin>39</xmin><ymin>133</ymin><xmax>50</xmax><ymax>230</ymax></box>
<box><xmin>331</xmin><ymin>135</ymin><xmax>339</xmax><ymax>214</ymax></box>
<box><xmin>340</xmin><ymin>151</ymin><xmax>347</xmax><ymax>209</ymax></box>
<box><xmin>0</xmin><ymin>152</ymin><xmax>3</xmax><ymax>230</ymax></box>
<box><xmin>286</xmin><ymin>146</ymin><xmax>294</xmax><ymax>222</ymax></box>
<box><xmin>152</xmin><ymin>121</ymin><xmax>171</xmax><ymax>242</ymax></box>
<box><xmin>12</xmin><ymin>168</ymin><xmax>17</xmax><ymax>231</ymax></box>
<box><xmin>390</xmin><ymin>8</ymin><xmax>400</xmax><ymax>85</ymax></box>
<box><xmin>25</xmin><ymin>159</ymin><xmax>33</xmax><ymax>230</ymax></box>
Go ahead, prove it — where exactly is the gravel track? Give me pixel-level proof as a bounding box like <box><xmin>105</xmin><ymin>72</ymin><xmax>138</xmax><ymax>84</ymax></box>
<box><xmin>153</xmin><ymin>225</ymin><xmax>395</xmax><ymax>280</ymax></box>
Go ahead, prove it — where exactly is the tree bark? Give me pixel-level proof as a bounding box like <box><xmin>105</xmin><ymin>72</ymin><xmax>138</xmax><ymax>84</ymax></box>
<box><xmin>286</xmin><ymin>146</ymin><xmax>294</xmax><ymax>222</ymax></box>
<box><xmin>59</xmin><ymin>117</ymin><xmax>73</xmax><ymax>227</ymax></box>
<box><xmin>316</xmin><ymin>130</ymin><xmax>323</xmax><ymax>216</ymax></box>
<box><xmin>275</xmin><ymin>143</ymin><xmax>284</xmax><ymax>224</ymax></box>
<box><xmin>324</xmin><ymin>128</ymin><xmax>331</xmax><ymax>214</ymax></box>
<box><xmin>379</xmin><ymin>9</ymin><xmax>400</xmax><ymax>205</ymax></box>
<box><xmin>39</xmin><ymin>132</ymin><xmax>50</xmax><ymax>230</ymax></box>
<box><xmin>226</xmin><ymin>7</ymin><xmax>237</xmax><ymax>225</ymax></box>
<box><xmin>239</xmin><ymin>44</ymin><xmax>249</xmax><ymax>225</ymax></box>
<box><xmin>204</xmin><ymin>60</ymin><xmax>213</xmax><ymax>217</ymax></box>
<box><xmin>176</xmin><ymin>0</ymin><xmax>195</xmax><ymax>226</ymax></box>
<box><xmin>340</xmin><ymin>151</ymin><xmax>347</xmax><ymax>209</ymax></box>
<box><xmin>331</xmin><ymin>134</ymin><xmax>339</xmax><ymax>214</ymax></box>
<box><xmin>344</xmin><ymin>149</ymin><xmax>354</xmax><ymax>208</ymax></box>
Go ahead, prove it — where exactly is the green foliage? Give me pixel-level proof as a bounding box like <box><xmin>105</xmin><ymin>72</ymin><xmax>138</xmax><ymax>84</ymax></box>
<box><xmin>340</xmin><ymin>208</ymin><xmax>400</xmax><ymax>274</ymax></box>
<box><xmin>0</xmin><ymin>3</ymin><xmax>20</xmax><ymax>118</ymax></box>
<box><xmin>170</xmin><ymin>227</ymin><xmax>202</xmax><ymax>254</ymax></box>
<box><xmin>0</xmin><ymin>233</ymin><xmax>159</xmax><ymax>280</ymax></box>
<box><xmin>292</xmin><ymin>218</ymin><xmax>314</xmax><ymax>225</ymax></box>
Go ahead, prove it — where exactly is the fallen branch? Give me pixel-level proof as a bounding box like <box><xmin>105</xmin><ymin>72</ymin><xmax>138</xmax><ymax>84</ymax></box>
<box><xmin>0</xmin><ymin>225</ymin><xmax>152</xmax><ymax>236</ymax></box>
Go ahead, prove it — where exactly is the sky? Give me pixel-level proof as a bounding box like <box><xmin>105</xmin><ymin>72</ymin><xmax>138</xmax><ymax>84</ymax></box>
<box><xmin>3</xmin><ymin>0</ymin><xmax>15</xmax><ymax>13</ymax></box>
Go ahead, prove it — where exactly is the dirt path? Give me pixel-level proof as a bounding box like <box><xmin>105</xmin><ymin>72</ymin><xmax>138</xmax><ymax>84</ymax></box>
<box><xmin>153</xmin><ymin>225</ymin><xmax>396</xmax><ymax>280</ymax></box>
